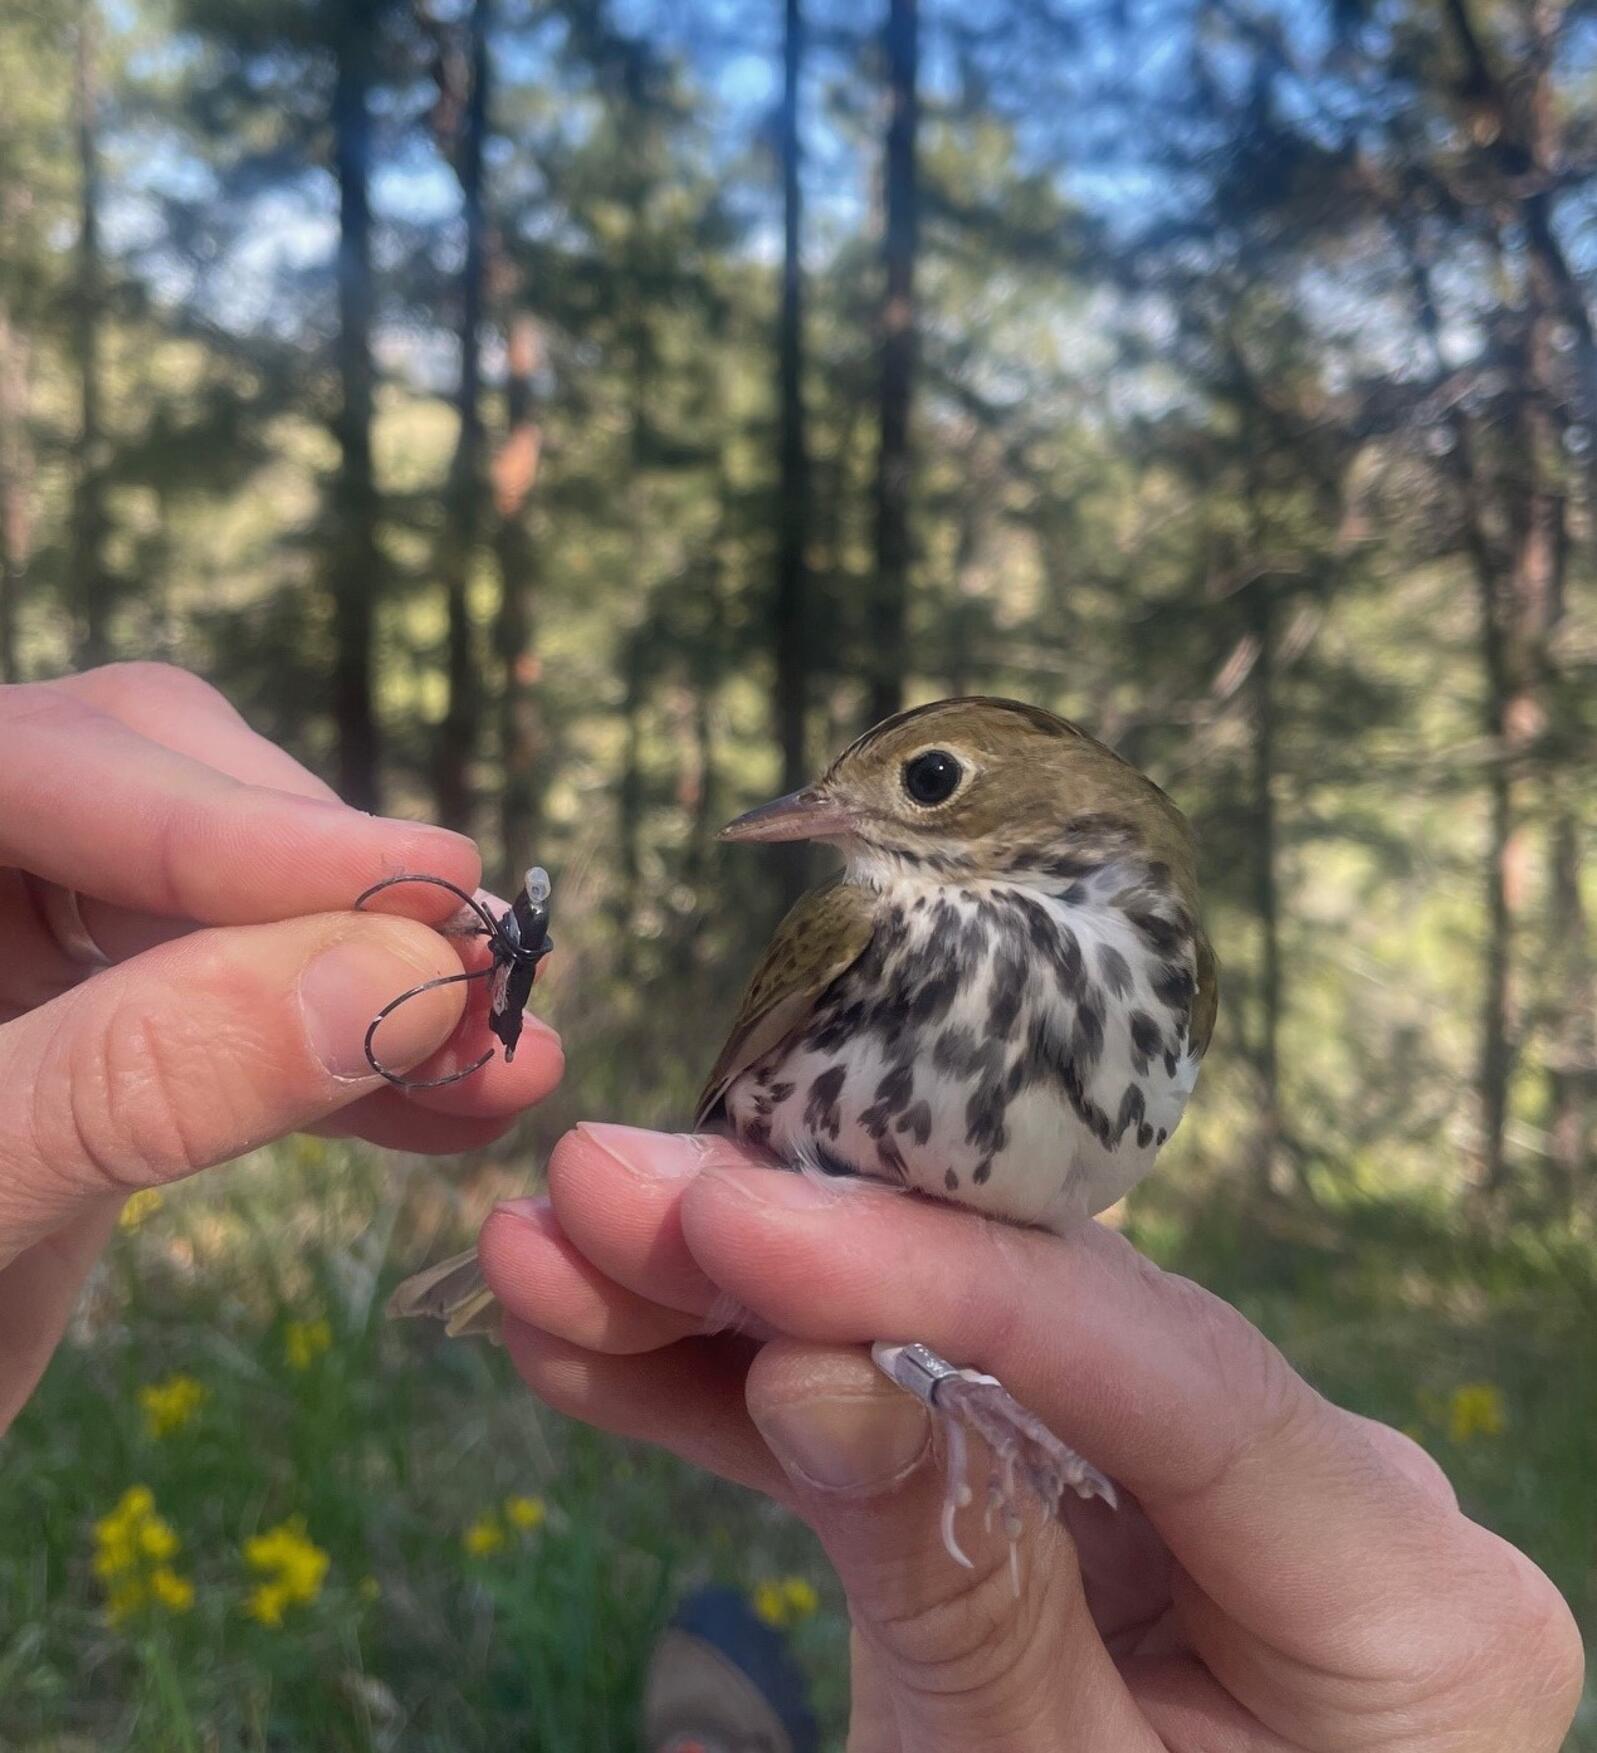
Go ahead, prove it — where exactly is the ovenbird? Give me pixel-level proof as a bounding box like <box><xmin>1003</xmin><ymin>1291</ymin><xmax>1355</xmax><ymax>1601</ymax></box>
<box><xmin>393</xmin><ymin>697</ymin><xmax>1217</xmax><ymax>1551</ymax></box>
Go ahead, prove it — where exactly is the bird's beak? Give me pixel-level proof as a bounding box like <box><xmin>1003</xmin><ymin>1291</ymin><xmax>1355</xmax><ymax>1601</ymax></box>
<box><xmin>719</xmin><ymin>785</ymin><xmax>852</xmax><ymax>844</ymax></box>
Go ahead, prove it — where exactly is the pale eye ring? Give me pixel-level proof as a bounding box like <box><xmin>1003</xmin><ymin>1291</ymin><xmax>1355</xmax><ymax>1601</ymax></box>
<box><xmin>902</xmin><ymin>749</ymin><xmax>964</xmax><ymax>806</ymax></box>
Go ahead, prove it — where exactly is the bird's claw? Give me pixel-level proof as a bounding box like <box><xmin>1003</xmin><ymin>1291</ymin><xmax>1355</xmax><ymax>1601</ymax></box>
<box><xmin>872</xmin><ymin>1340</ymin><xmax>1118</xmax><ymax>1592</ymax></box>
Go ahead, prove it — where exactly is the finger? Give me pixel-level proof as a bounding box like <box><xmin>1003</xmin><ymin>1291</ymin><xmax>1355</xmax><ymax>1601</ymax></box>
<box><xmin>337</xmin><ymin>889</ymin><xmax>562</xmax><ymax>1126</ymax></box>
<box><xmin>492</xmin><ymin>1128</ymin><xmax>1174</xmax><ymax>1616</ymax></box>
<box><xmin>0</xmin><ymin>684</ymin><xmax>478</xmax><ymax>925</ymax></box>
<box><xmin>1118</xmin><ymin>1653</ymin><xmax>1288</xmax><ymax>1752</ymax></box>
<box><xmin>847</xmin><ymin>1629</ymin><xmax>905</xmax><ymax>1753</ymax></box>
<box><xmin>377</xmin><ymin>924</ymin><xmax>562</xmax><ymax>1118</ymax></box>
<box><xmin>746</xmin><ymin>1342</ymin><xmax>1162</xmax><ymax>1753</ymax></box>
<box><xmin>50</xmin><ymin>663</ymin><xmax>342</xmax><ymax>802</ymax></box>
<box><xmin>307</xmin><ymin>1102</ymin><xmax>517</xmax><ymax>1155</ymax></box>
<box><xmin>6</xmin><ymin>901</ymin><xmax>558</xmax><ymax>1147</ymax></box>
<box><xmin>494</xmin><ymin>1130</ymin><xmax>1177</xmax><ymax>1636</ymax></box>
<box><xmin>540</xmin><ymin>1124</ymin><xmax>738</xmax><ymax>1319</ymax></box>
<box><xmin>687</xmin><ymin>1160</ymin><xmax>1588</xmax><ymax>1751</ymax></box>
<box><xmin>9</xmin><ymin>667</ymin><xmax>386</xmax><ymax>979</ymax></box>
<box><xmin>47</xmin><ymin>664</ymin><xmax>352</xmax><ymax>963</ymax></box>
<box><xmin>0</xmin><ymin>912</ymin><xmax>467</xmax><ymax>1261</ymax></box>
<box><xmin>634</xmin><ymin>1141</ymin><xmax>1528</xmax><ymax>1668</ymax></box>
<box><xmin>479</xmin><ymin>1195</ymin><xmax>706</xmax><ymax>1354</ymax></box>
<box><xmin>0</xmin><ymin>1197</ymin><xmax>120</xmax><ymax>1433</ymax></box>
<box><xmin>500</xmin><ymin>1321</ymin><xmax>788</xmax><ymax>1500</ymax></box>
<box><xmin>359</xmin><ymin>1015</ymin><xmax>564</xmax><ymax>1119</ymax></box>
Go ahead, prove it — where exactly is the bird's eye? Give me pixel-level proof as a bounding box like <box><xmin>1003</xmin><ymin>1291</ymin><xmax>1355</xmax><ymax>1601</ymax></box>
<box><xmin>902</xmin><ymin>749</ymin><xmax>964</xmax><ymax>806</ymax></box>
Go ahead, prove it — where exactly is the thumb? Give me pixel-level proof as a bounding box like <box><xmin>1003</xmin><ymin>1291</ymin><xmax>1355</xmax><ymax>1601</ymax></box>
<box><xmin>0</xmin><ymin>911</ymin><xmax>466</xmax><ymax>1263</ymax></box>
<box><xmin>746</xmin><ymin>1341</ymin><xmax>1157</xmax><ymax>1753</ymax></box>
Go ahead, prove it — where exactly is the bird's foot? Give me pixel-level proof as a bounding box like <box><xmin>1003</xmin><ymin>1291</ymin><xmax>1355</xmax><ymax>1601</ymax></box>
<box><xmin>871</xmin><ymin>1341</ymin><xmax>1117</xmax><ymax>1593</ymax></box>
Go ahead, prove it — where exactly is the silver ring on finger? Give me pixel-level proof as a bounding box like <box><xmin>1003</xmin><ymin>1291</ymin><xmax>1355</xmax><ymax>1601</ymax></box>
<box><xmin>23</xmin><ymin>874</ymin><xmax>113</xmax><ymax>970</ymax></box>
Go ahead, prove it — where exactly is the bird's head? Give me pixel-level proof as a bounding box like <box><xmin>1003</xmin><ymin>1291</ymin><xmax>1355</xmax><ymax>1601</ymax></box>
<box><xmin>720</xmin><ymin>696</ymin><xmax>1197</xmax><ymax>893</ymax></box>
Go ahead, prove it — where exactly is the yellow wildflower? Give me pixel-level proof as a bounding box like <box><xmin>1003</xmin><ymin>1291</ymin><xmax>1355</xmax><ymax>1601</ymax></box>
<box><xmin>283</xmin><ymin>1318</ymin><xmax>334</xmax><ymax>1372</ymax></box>
<box><xmin>753</xmin><ymin>1575</ymin><xmax>819</xmax><ymax>1628</ymax></box>
<box><xmin>149</xmin><ymin>1567</ymin><xmax>194</xmax><ymax>1613</ymax></box>
<box><xmin>138</xmin><ymin>1518</ymin><xmax>180</xmax><ymax>1562</ymax></box>
<box><xmin>246</xmin><ymin>1582</ymin><xmax>290</xmax><ymax>1628</ymax></box>
<box><xmin>243</xmin><ymin>1518</ymin><xmax>329</xmax><ymax>1625</ymax></box>
<box><xmin>92</xmin><ymin>1487</ymin><xmax>193</xmax><ymax>1625</ymax></box>
<box><xmin>93</xmin><ymin>1542</ymin><xmax>133</xmax><ymax>1582</ymax></box>
<box><xmin>1448</xmin><ymin>1383</ymin><xmax>1506</xmax><ymax>1444</ymax></box>
<box><xmin>137</xmin><ymin>1373</ymin><xmax>208</xmax><ymax>1440</ymax></box>
<box><xmin>463</xmin><ymin>1514</ymin><xmax>507</xmax><ymax>1558</ymax></box>
<box><xmin>94</xmin><ymin>1487</ymin><xmax>172</xmax><ymax>1575</ymax></box>
<box><xmin>504</xmin><ymin>1495</ymin><xmax>546</xmax><ymax>1532</ymax></box>
<box><xmin>118</xmin><ymin>1188</ymin><xmax>164</xmax><ymax>1231</ymax></box>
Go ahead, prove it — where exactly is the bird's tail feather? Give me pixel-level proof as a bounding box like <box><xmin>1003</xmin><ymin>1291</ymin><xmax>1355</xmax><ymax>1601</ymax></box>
<box><xmin>386</xmin><ymin>1247</ymin><xmax>503</xmax><ymax>1342</ymax></box>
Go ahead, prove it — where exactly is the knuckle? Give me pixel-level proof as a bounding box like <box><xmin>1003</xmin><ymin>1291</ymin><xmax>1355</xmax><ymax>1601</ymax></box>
<box><xmin>41</xmin><ymin>985</ymin><xmax>241</xmax><ymax>1193</ymax></box>
<box><xmin>1389</xmin><ymin>1531</ymin><xmax>1585</xmax><ymax>1742</ymax></box>
<box><xmin>1361</xmin><ymin>1418</ymin><xmax>1460</xmax><ymax>1509</ymax></box>
<box><xmin>0</xmin><ymin>681</ymin><xmax>98</xmax><ymax>736</ymax></box>
<box><xmin>1487</xmin><ymin>1554</ymin><xmax>1586</xmax><ymax>1735</ymax></box>
<box><xmin>149</xmin><ymin>792</ymin><xmax>210</xmax><ymax>920</ymax></box>
<box><xmin>865</xmin><ymin>1531</ymin><xmax>1067</xmax><ymax>1700</ymax></box>
<box><xmin>517</xmin><ymin>1349</ymin><xmax>596</xmax><ymax>1422</ymax></box>
<box><xmin>1172</xmin><ymin>1272</ymin><xmax>1322</xmax><ymax>1490</ymax></box>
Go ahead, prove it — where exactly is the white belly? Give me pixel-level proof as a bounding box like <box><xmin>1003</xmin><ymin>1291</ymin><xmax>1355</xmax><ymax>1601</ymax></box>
<box><xmin>725</xmin><ymin>875</ymin><xmax>1202</xmax><ymax>1230</ymax></box>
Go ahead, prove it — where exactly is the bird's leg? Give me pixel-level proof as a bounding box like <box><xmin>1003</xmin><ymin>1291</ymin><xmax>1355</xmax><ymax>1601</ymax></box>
<box><xmin>872</xmin><ymin>1341</ymin><xmax>1117</xmax><ymax>1590</ymax></box>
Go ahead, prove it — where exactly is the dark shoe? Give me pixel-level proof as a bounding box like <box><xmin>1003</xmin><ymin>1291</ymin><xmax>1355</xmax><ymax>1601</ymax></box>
<box><xmin>643</xmin><ymin>1585</ymin><xmax>818</xmax><ymax>1753</ymax></box>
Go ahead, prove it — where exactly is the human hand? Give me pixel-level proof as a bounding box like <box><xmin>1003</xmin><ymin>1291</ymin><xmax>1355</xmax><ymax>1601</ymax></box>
<box><xmin>0</xmin><ymin>664</ymin><xmax>562</xmax><ymax>1430</ymax></box>
<box><xmin>477</xmin><ymin>1126</ymin><xmax>1583</xmax><ymax>1751</ymax></box>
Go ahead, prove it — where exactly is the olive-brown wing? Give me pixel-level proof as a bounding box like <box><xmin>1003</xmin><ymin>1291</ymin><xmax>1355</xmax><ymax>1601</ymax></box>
<box><xmin>694</xmin><ymin>876</ymin><xmax>877</xmax><ymax>1129</ymax></box>
<box><xmin>1190</xmin><ymin>929</ymin><xmax>1220</xmax><ymax>1060</ymax></box>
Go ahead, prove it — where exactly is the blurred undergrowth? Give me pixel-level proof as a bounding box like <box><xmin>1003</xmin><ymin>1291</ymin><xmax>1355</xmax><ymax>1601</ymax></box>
<box><xmin>3</xmin><ymin>1119</ymin><xmax>1592</xmax><ymax>1750</ymax></box>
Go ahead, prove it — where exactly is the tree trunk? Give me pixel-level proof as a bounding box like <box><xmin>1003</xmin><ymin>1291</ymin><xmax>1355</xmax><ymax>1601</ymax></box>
<box><xmin>1397</xmin><ymin>233</ymin><xmax>1522</xmax><ymax>1193</ymax></box>
<box><xmin>772</xmin><ymin>0</ymin><xmax>812</xmax><ymax>907</ymax></box>
<box><xmin>1248</xmin><ymin>579</ymin><xmax>1284</xmax><ymax>1194</ymax></box>
<box><xmin>0</xmin><ymin>304</ymin><xmax>30</xmax><ymax>683</ymax></box>
<box><xmin>493</xmin><ymin>312</ymin><xmax>546</xmax><ymax>890</ymax></box>
<box><xmin>1546</xmin><ymin>814</ymin><xmax>1594</xmax><ymax>1202</ymax></box>
<box><xmin>866</xmin><ymin>0</ymin><xmax>918</xmax><ymax>727</ymax></box>
<box><xmin>1437</xmin><ymin>0</ymin><xmax>1591</xmax><ymax>1197</ymax></box>
<box><xmin>1516</xmin><ymin>9</ymin><xmax>1593</xmax><ymax>1197</ymax></box>
<box><xmin>1477</xmin><ymin>579</ymin><xmax>1515</xmax><ymax>1194</ymax></box>
<box><xmin>329</xmin><ymin>0</ymin><xmax>383</xmax><ymax>811</ymax></box>
<box><xmin>434</xmin><ymin>0</ymin><xmax>491</xmax><ymax>836</ymax></box>
<box><xmin>615</xmin><ymin>630</ymin><xmax>647</xmax><ymax>981</ymax></box>
<box><xmin>70</xmin><ymin>0</ymin><xmax>111</xmax><ymax>670</ymax></box>
<box><xmin>1489</xmin><ymin>287</ymin><xmax>1566</xmax><ymax>1193</ymax></box>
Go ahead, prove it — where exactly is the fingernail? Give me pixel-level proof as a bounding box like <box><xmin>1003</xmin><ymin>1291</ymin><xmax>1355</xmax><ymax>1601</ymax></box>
<box><xmin>299</xmin><ymin>930</ymin><xmax>456</xmax><ymax>1082</ymax></box>
<box><xmin>575</xmin><ymin>1123</ymin><xmax>710</xmax><ymax>1180</ymax></box>
<box><xmin>753</xmin><ymin>1390</ymin><xmax>931</xmax><ymax>1495</ymax></box>
<box><xmin>495</xmin><ymin>1195</ymin><xmax>555</xmax><ymax>1225</ymax></box>
<box><xmin>390</xmin><ymin>819</ymin><xmax>478</xmax><ymax>854</ymax></box>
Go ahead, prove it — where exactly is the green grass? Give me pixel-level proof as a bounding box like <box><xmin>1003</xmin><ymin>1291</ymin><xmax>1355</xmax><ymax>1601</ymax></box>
<box><xmin>1133</xmin><ymin>1187</ymin><xmax>1597</xmax><ymax>1752</ymax></box>
<box><xmin>0</xmin><ymin>1141</ymin><xmax>842</xmax><ymax>1751</ymax></box>
<box><xmin>2</xmin><ymin>1139</ymin><xmax>1591</xmax><ymax>1749</ymax></box>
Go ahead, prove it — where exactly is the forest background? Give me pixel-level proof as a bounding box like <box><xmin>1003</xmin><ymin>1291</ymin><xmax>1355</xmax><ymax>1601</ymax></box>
<box><xmin>1</xmin><ymin>0</ymin><xmax>1594</xmax><ymax>1745</ymax></box>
